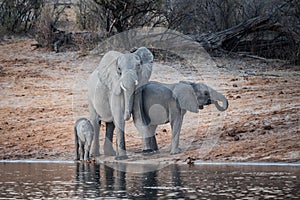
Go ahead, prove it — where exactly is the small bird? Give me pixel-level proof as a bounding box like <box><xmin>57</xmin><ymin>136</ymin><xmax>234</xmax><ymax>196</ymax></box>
<box><xmin>185</xmin><ymin>156</ymin><xmax>196</xmax><ymax>165</ymax></box>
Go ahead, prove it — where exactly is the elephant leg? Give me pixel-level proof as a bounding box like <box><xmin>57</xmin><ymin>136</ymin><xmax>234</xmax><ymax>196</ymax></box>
<box><xmin>89</xmin><ymin>103</ymin><xmax>101</xmax><ymax>157</ymax></box>
<box><xmin>104</xmin><ymin>122</ymin><xmax>116</xmax><ymax>156</ymax></box>
<box><xmin>170</xmin><ymin>112</ymin><xmax>184</xmax><ymax>155</ymax></box>
<box><xmin>79</xmin><ymin>141</ymin><xmax>85</xmax><ymax>161</ymax></box>
<box><xmin>84</xmin><ymin>144</ymin><xmax>91</xmax><ymax>161</ymax></box>
<box><xmin>143</xmin><ymin>136</ymin><xmax>153</xmax><ymax>154</ymax></box>
<box><xmin>137</xmin><ymin>125</ymin><xmax>158</xmax><ymax>154</ymax></box>
<box><xmin>75</xmin><ymin>141</ymin><xmax>80</xmax><ymax>161</ymax></box>
<box><xmin>115</xmin><ymin>126</ymin><xmax>128</xmax><ymax>160</ymax></box>
<box><xmin>149</xmin><ymin>125</ymin><xmax>159</xmax><ymax>152</ymax></box>
<box><xmin>135</xmin><ymin>124</ymin><xmax>153</xmax><ymax>153</ymax></box>
<box><xmin>111</xmin><ymin>96</ymin><xmax>128</xmax><ymax>160</ymax></box>
<box><xmin>150</xmin><ymin>136</ymin><xmax>158</xmax><ymax>152</ymax></box>
<box><xmin>91</xmin><ymin>118</ymin><xmax>100</xmax><ymax>157</ymax></box>
<box><xmin>85</xmin><ymin>134</ymin><xmax>93</xmax><ymax>161</ymax></box>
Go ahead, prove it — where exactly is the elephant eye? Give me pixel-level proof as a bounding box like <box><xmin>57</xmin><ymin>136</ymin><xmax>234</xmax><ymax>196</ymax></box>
<box><xmin>117</xmin><ymin>66</ymin><xmax>121</xmax><ymax>75</ymax></box>
<box><xmin>204</xmin><ymin>91</ymin><xmax>209</xmax><ymax>96</ymax></box>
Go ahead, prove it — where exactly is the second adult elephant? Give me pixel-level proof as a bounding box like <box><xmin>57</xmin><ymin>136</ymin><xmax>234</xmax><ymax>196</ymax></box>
<box><xmin>133</xmin><ymin>81</ymin><xmax>228</xmax><ymax>154</ymax></box>
<box><xmin>88</xmin><ymin>47</ymin><xmax>153</xmax><ymax>160</ymax></box>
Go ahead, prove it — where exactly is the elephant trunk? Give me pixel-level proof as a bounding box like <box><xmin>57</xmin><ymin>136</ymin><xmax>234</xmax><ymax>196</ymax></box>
<box><xmin>123</xmin><ymin>89</ymin><xmax>134</xmax><ymax>120</ymax></box>
<box><xmin>209</xmin><ymin>89</ymin><xmax>228</xmax><ymax>111</ymax></box>
<box><xmin>121</xmin><ymin>70</ymin><xmax>138</xmax><ymax>121</ymax></box>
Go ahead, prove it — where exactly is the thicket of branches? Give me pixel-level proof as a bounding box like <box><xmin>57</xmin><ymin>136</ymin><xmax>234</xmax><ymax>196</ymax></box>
<box><xmin>0</xmin><ymin>0</ymin><xmax>299</xmax><ymax>63</ymax></box>
<box><xmin>75</xmin><ymin>0</ymin><xmax>299</xmax><ymax>35</ymax></box>
<box><xmin>77</xmin><ymin>0</ymin><xmax>165</xmax><ymax>34</ymax></box>
<box><xmin>0</xmin><ymin>0</ymin><xmax>44</xmax><ymax>34</ymax></box>
<box><xmin>76</xmin><ymin>0</ymin><xmax>299</xmax><ymax>63</ymax></box>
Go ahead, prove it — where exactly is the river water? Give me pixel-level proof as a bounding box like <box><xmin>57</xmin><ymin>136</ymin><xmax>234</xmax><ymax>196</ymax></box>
<box><xmin>0</xmin><ymin>161</ymin><xmax>299</xmax><ymax>199</ymax></box>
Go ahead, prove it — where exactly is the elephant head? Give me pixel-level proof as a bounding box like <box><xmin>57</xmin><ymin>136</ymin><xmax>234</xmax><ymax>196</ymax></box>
<box><xmin>173</xmin><ymin>81</ymin><xmax>228</xmax><ymax>113</ymax></box>
<box><xmin>107</xmin><ymin>47</ymin><xmax>154</xmax><ymax>121</ymax></box>
<box><xmin>134</xmin><ymin>47</ymin><xmax>153</xmax><ymax>86</ymax></box>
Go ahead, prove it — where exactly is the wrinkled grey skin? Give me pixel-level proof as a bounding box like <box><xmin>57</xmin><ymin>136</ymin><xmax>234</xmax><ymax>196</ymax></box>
<box><xmin>88</xmin><ymin>47</ymin><xmax>153</xmax><ymax>160</ymax></box>
<box><xmin>133</xmin><ymin>81</ymin><xmax>228</xmax><ymax>154</ymax></box>
<box><xmin>74</xmin><ymin>118</ymin><xmax>94</xmax><ymax>161</ymax></box>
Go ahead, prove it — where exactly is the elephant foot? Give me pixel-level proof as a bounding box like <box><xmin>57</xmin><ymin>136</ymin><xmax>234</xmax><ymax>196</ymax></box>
<box><xmin>115</xmin><ymin>155</ymin><xmax>128</xmax><ymax>160</ymax></box>
<box><xmin>170</xmin><ymin>148</ymin><xmax>182</xmax><ymax>155</ymax></box>
<box><xmin>142</xmin><ymin>149</ymin><xmax>159</xmax><ymax>155</ymax></box>
<box><xmin>142</xmin><ymin>149</ymin><xmax>152</xmax><ymax>155</ymax></box>
<box><xmin>142</xmin><ymin>149</ymin><xmax>153</xmax><ymax>154</ymax></box>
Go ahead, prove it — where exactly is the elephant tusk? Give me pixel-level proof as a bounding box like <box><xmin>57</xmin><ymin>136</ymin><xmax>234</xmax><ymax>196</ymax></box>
<box><xmin>135</xmin><ymin>80</ymin><xmax>139</xmax><ymax>86</ymax></box>
<box><xmin>120</xmin><ymin>82</ymin><xmax>127</xmax><ymax>91</ymax></box>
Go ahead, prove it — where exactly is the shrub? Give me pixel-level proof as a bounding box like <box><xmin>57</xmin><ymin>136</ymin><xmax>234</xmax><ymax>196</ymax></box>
<box><xmin>0</xmin><ymin>0</ymin><xmax>43</xmax><ymax>34</ymax></box>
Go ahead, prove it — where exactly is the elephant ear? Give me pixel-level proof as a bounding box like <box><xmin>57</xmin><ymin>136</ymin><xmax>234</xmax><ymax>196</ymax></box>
<box><xmin>173</xmin><ymin>82</ymin><xmax>199</xmax><ymax>113</ymax></box>
<box><xmin>134</xmin><ymin>47</ymin><xmax>153</xmax><ymax>85</ymax></box>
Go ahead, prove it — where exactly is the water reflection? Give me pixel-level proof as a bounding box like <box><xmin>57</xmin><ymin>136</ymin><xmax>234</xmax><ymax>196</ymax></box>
<box><xmin>141</xmin><ymin>168</ymin><xmax>158</xmax><ymax>199</ymax></box>
<box><xmin>75</xmin><ymin>162</ymin><xmax>101</xmax><ymax>198</ymax></box>
<box><xmin>0</xmin><ymin>161</ymin><xmax>299</xmax><ymax>199</ymax></box>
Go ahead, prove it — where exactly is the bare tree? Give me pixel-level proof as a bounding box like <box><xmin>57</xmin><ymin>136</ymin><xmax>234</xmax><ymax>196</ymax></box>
<box><xmin>76</xmin><ymin>0</ymin><xmax>103</xmax><ymax>31</ymax></box>
<box><xmin>34</xmin><ymin>1</ymin><xmax>69</xmax><ymax>50</ymax></box>
<box><xmin>75</xmin><ymin>0</ymin><xmax>163</xmax><ymax>35</ymax></box>
<box><xmin>0</xmin><ymin>0</ymin><xmax>44</xmax><ymax>34</ymax></box>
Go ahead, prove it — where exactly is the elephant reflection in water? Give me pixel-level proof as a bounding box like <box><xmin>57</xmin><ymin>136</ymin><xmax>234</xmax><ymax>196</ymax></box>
<box><xmin>74</xmin><ymin>162</ymin><xmax>127</xmax><ymax>198</ymax></box>
<box><xmin>141</xmin><ymin>165</ymin><xmax>183</xmax><ymax>198</ymax></box>
<box><xmin>74</xmin><ymin>163</ymin><xmax>184</xmax><ymax>199</ymax></box>
<box><xmin>103</xmin><ymin>163</ymin><xmax>127</xmax><ymax>197</ymax></box>
<box><xmin>141</xmin><ymin>169</ymin><xmax>158</xmax><ymax>198</ymax></box>
<box><xmin>105</xmin><ymin>163</ymin><xmax>159</xmax><ymax>199</ymax></box>
<box><xmin>75</xmin><ymin>163</ymin><xmax>101</xmax><ymax>198</ymax></box>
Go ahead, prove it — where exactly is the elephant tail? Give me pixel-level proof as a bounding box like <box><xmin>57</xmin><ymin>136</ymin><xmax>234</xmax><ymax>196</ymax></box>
<box><xmin>74</xmin><ymin>121</ymin><xmax>79</xmax><ymax>160</ymax></box>
<box><xmin>74</xmin><ymin>125</ymin><xmax>78</xmax><ymax>143</ymax></box>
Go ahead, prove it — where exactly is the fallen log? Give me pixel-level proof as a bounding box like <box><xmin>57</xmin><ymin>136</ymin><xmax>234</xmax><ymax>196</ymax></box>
<box><xmin>190</xmin><ymin>16</ymin><xmax>271</xmax><ymax>49</ymax></box>
<box><xmin>189</xmin><ymin>15</ymin><xmax>299</xmax><ymax>63</ymax></box>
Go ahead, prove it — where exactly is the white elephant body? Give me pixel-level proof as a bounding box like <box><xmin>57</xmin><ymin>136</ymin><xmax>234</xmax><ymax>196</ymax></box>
<box><xmin>87</xmin><ymin>48</ymin><xmax>153</xmax><ymax>160</ymax></box>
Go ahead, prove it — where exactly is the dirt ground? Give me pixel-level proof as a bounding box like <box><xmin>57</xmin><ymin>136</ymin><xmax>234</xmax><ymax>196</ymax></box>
<box><xmin>0</xmin><ymin>38</ymin><xmax>299</xmax><ymax>163</ymax></box>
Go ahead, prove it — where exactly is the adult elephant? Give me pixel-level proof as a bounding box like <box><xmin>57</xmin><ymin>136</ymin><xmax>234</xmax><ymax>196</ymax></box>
<box><xmin>133</xmin><ymin>81</ymin><xmax>228</xmax><ymax>154</ymax></box>
<box><xmin>88</xmin><ymin>47</ymin><xmax>153</xmax><ymax>160</ymax></box>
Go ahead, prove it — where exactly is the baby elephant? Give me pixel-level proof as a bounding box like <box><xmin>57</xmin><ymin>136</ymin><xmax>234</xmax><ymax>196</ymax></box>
<box><xmin>74</xmin><ymin>118</ymin><xmax>94</xmax><ymax>161</ymax></box>
<box><xmin>133</xmin><ymin>81</ymin><xmax>228</xmax><ymax>154</ymax></box>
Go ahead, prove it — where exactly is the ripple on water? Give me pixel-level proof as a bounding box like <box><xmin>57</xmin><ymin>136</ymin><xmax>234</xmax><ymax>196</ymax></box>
<box><xmin>0</xmin><ymin>162</ymin><xmax>299</xmax><ymax>199</ymax></box>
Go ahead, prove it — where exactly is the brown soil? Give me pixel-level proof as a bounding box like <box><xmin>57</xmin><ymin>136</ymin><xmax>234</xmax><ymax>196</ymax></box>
<box><xmin>0</xmin><ymin>38</ymin><xmax>299</xmax><ymax>162</ymax></box>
